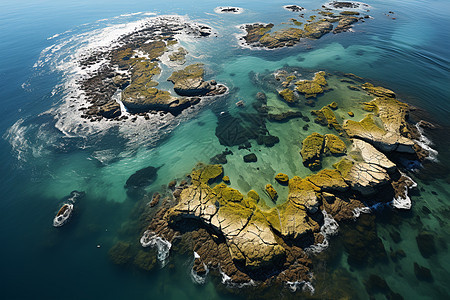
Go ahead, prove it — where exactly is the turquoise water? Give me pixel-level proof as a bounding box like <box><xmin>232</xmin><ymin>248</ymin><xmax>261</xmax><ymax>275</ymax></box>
<box><xmin>1</xmin><ymin>0</ymin><xmax>449</xmax><ymax>299</ymax></box>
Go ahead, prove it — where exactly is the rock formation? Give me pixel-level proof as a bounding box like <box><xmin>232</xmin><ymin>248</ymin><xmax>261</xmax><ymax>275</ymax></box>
<box><xmin>137</xmin><ymin>72</ymin><xmax>429</xmax><ymax>289</ymax></box>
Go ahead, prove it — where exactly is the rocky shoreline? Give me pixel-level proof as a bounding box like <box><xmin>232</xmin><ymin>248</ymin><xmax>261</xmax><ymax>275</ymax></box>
<box><xmin>75</xmin><ymin>16</ymin><xmax>227</xmax><ymax>122</ymax></box>
<box><xmin>238</xmin><ymin>3</ymin><xmax>371</xmax><ymax>49</ymax></box>
<box><xmin>125</xmin><ymin>70</ymin><xmax>431</xmax><ymax>290</ymax></box>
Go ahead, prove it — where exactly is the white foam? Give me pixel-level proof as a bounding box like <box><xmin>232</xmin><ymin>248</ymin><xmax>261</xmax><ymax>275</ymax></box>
<box><xmin>323</xmin><ymin>1</ymin><xmax>372</xmax><ymax>12</ymax></box>
<box><xmin>305</xmin><ymin>210</ymin><xmax>338</xmax><ymax>254</ymax></box>
<box><xmin>414</xmin><ymin>122</ymin><xmax>439</xmax><ymax>162</ymax></box>
<box><xmin>214</xmin><ymin>7</ymin><xmax>244</xmax><ymax>14</ymax></box>
<box><xmin>3</xmin><ymin>119</ymin><xmax>30</xmax><ymax>162</ymax></box>
<box><xmin>235</xmin><ymin>23</ymin><xmax>277</xmax><ymax>51</ymax></box>
<box><xmin>392</xmin><ymin>173</ymin><xmax>417</xmax><ymax>210</ymax></box>
<box><xmin>283</xmin><ymin>5</ymin><xmax>305</xmax><ymax>12</ymax></box>
<box><xmin>286</xmin><ymin>280</ymin><xmax>315</xmax><ymax>294</ymax></box>
<box><xmin>21</xmin><ymin>14</ymin><xmax>222</xmax><ymax>163</ymax></box>
<box><xmin>218</xmin><ymin>266</ymin><xmax>256</xmax><ymax>288</ymax></box>
<box><xmin>190</xmin><ymin>252</ymin><xmax>209</xmax><ymax>285</ymax></box>
<box><xmin>352</xmin><ymin>206</ymin><xmax>371</xmax><ymax>218</ymax></box>
<box><xmin>140</xmin><ymin>230</ymin><xmax>172</xmax><ymax>266</ymax></box>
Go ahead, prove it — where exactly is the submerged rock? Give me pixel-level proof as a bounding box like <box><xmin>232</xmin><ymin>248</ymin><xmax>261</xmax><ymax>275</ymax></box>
<box><xmin>109</xmin><ymin>241</ymin><xmax>133</xmax><ymax>265</ymax></box>
<box><xmin>414</xmin><ymin>262</ymin><xmax>433</xmax><ymax>282</ymax></box>
<box><xmin>243</xmin><ymin>153</ymin><xmax>257</xmax><ymax>163</ymax></box>
<box><xmin>125</xmin><ymin>166</ymin><xmax>160</xmax><ymax>189</ymax></box>
<box><xmin>416</xmin><ymin>231</ymin><xmax>437</xmax><ymax>258</ymax></box>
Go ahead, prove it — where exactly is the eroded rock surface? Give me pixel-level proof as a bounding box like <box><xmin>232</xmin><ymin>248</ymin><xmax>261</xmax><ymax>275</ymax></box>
<box><xmin>138</xmin><ymin>72</ymin><xmax>430</xmax><ymax>289</ymax></box>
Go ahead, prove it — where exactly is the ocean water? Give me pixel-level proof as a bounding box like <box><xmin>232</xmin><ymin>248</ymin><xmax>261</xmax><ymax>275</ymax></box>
<box><xmin>0</xmin><ymin>0</ymin><xmax>449</xmax><ymax>299</ymax></box>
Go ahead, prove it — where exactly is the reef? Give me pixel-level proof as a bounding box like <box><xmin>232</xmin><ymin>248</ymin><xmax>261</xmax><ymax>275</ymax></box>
<box><xmin>133</xmin><ymin>69</ymin><xmax>429</xmax><ymax>290</ymax></box>
<box><xmin>76</xmin><ymin>16</ymin><xmax>227</xmax><ymax>121</ymax></box>
<box><xmin>239</xmin><ymin>4</ymin><xmax>370</xmax><ymax>49</ymax></box>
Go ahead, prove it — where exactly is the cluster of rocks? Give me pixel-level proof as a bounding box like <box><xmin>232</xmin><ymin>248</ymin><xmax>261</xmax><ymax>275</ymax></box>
<box><xmin>240</xmin><ymin>5</ymin><xmax>371</xmax><ymax>49</ymax></box>
<box><xmin>135</xmin><ymin>73</ymin><xmax>431</xmax><ymax>288</ymax></box>
<box><xmin>77</xmin><ymin>17</ymin><xmax>227</xmax><ymax>121</ymax></box>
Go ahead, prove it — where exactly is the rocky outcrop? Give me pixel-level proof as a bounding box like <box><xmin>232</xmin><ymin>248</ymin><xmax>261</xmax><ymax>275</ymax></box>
<box><xmin>167</xmin><ymin>64</ymin><xmax>227</xmax><ymax>97</ymax></box>
<box><xmin>301</xmin><ymin>132</ymin><xmax>325</xmax><ymax>170</ymax></box>
<box><xmin>166</xmin><ymin>165</ymin><xmax>286</xmax><ymax>269</ymax></box>
<box><xmin>303</xmin><ymin>21</ymin><xmax>333</xmax><ymax>39</ymax></box>
<box><xmin>240</xmin><ymin>23</ymin><xmax>274</xmax><ymax>45</ymax></box>
<box><xmin>301</xmin><ymin>133</ymin><xmax>347</xmax><ymax>170</ymax></box>
<box><xmin>168</xmin><ymin>47</ymin><xmax>188</xmax><ymax>64</ymax></box>
<box><xmin>275</xmin><ymin>173</ymin><xmax>289</xmax><ymax>184</ymax></box>
<box><xmin>295</xmin><ymin>71</ymin><xmax>328</xmax><ymax>98</ymax></box>
<box><xmin>76</xmin><ymin>19</ymin><xmax>223</xmax><ymax>120</ymax></box>
<box><xmin>350</xmin><ymin>139</ymin><xmax>396</xmax><ymax>173</ymax></box>
<box><xmin>278</xmin><ymin>88</ymin><xmax>296</xmax><ymax>103</ymax></box>
<box><xmin>258</xmin><ymin>28</ymin><xmax>304</xmax><ymax>49</ymax></box>
<box><xmin>311</xmin><ymin>105</ymin><xmax>345</xmax><ymax>133</ymax></box>
<box><xmin>239</xmin><ymin>5</ymin><xmax>366</xmax><ymax>50</ymax></box>
<box><xmin>265</xmin><ymin>184</ymin><xmax>278</xmax><ymax>201</ymax></box>
<box><xmin>333</xmin><ymin>16</ymin><xmax>359</xmax><ymax>33</ymax></box>
<box><xmin>344</xmin><ymin>114</ymin><xmax>415</xmax><ymax>153</ymax></box>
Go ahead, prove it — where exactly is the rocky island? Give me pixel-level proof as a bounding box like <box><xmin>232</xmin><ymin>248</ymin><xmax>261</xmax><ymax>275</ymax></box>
<box><xmin>239</xmin><ymin>3</ymin><xmax>371</xmax><ymax>49</ymax></box>
<box><xmin>75</xmin><ymin>16</ymin><xmax>227</xmax><ymax>121</ymax></box>
<box><xmin>118</xmin><ymin>69</ymin><xmax>430</xmax><ymax>292</ymax></box>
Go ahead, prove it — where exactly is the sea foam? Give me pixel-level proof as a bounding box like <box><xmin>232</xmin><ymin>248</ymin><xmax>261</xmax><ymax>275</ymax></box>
<box><xmin>140</xmin><ymin>230</ymin><xmax>172</xmax><ymax>266</ymax></box>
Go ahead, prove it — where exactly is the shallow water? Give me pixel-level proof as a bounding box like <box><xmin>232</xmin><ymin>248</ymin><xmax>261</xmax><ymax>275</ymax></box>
<box><xmin>0</xmin><ymin>0</ymin><xmax>449</xmax><ymax>299</ymax></box>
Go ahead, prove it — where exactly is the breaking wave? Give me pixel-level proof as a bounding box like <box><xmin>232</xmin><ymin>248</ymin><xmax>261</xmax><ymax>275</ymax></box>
<box><xmin>305</xmin><ymin>210</ymin><xmax>339</xmax><ymax>254</ymax></box>
<box><xmin>140</xmin><ymin>230</ymin><xmax>172</xmax><ymax>267</ymax></box>
<box><xmin>6</xmin><ymin>13</ymin><xmax>222</xmax><ymax>164</ymax></box>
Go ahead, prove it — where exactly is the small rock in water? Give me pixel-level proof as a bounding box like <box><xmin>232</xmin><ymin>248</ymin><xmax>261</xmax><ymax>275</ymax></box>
<box><xmin>243</xmin><ymin>153</ymin><xmax>257</xmax><ymax>163</ymax></box>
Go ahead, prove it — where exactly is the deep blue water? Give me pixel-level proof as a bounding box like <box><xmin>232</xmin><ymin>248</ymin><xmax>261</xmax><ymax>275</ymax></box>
<box><xmin>0</xmin><ymin>1</ymin><xmax>449</xmax><ymax>299</ymax></box>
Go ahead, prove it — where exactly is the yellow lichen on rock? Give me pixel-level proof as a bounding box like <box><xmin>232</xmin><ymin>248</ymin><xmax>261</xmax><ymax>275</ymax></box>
<box><xmin>295</xmin><ymin>71</ymin><xmax>328</xmax><ymax>98</ymax></box>
<box><xmin>265</xmin><ymin>184</ymin><xmax>278</xmax><ymax>201</ymax></box>
<box><xmin>191</xmin><ymin>164</ymin><xmax>224</xmax><ymax>185</ymax></box>
<box><xmin>300</xmin><ymin>132</ymin><xmax>324</xmax><ymax>170</ymax></box>
<box><xmin>213</xmin><ymin>183</ymin><xmax>244</xmax><ymax>203</ymax></box>
<box><xmin>324</xmin><ymin>134</ymin><xmax>347</xmax><ymax>155</ymax></box>
<box><xmin>362</xmin><ymin>82</ymin><xmax>396</xmax><ymax>98</ymax></box>
<box><xmin>311</xmin><ymin>105</ymin><xmax>345</xmax><ymax>133</ymax></box>
<box><xmin>279</xmin><ymin>88</ymin><xmax>296</xmax><ymax>103</ymax></box>
<box><xmin>275</xmin><ymin>173</ymin><xmax>289</xmax><ymax>184</ymax></box>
